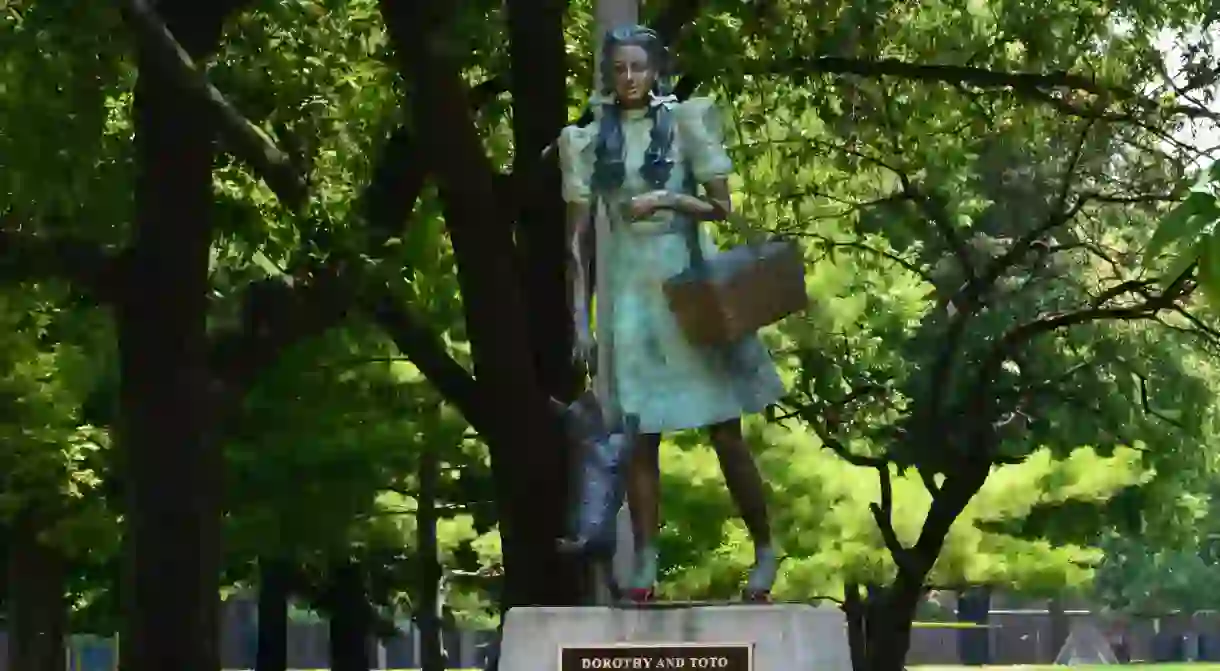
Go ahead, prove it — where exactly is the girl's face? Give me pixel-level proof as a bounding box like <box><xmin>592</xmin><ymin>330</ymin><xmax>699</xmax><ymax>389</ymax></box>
<box><xmin>610</xmin><ymin>43</ymin><xmax>655</xmax><ymax>108</ymax></box>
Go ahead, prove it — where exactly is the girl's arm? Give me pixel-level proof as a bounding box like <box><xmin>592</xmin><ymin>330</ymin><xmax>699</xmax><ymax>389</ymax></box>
<box><xmin>567</xmin><ymin>201</ymin><xmax>594</xmax><ymax>339</ymax></box>
<box><xmin>629</xmin><ymin>178</ymin><xmax>732</xmax><ymax>221</ymax></box>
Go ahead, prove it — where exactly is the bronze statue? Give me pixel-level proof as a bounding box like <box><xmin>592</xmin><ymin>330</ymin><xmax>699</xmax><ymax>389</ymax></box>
<box><xmin>558</xmin><ymin>25</ymin><xmax>785</xmax><ymax>602</ymax></box>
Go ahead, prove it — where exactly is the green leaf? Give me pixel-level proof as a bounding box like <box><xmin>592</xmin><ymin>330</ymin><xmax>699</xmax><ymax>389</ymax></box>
<box><xmin>1144</xmin><ymin>191</ymin><xmax>1218</xmax><ymax>268</ymax></box>
<box><xmin>1160</xmin><ymin>240</ymin><xmax>1203</xmax><ymax>290</ymax></box>
<box><xmin>1198</xmin><ymin>233</ymin><xmax>1220</xmax><ymax>309</ymax></box>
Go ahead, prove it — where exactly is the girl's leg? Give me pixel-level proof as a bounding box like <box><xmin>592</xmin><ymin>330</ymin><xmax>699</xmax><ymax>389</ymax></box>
<box><xmin>625</xmin><ymin>432</ymin><xmax>662</xmax><ymax>600</ymax></box>
<box><xmin>708</xmin><ymin>418</ymin><xmax>778</xmax><ymax>601</ymax></box>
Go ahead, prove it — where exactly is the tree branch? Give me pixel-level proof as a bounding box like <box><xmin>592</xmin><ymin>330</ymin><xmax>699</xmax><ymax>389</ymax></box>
<box><xmin>868</xmin><ymin>461</ymin><xmax>920</xmax><ymax>577</ymax></box>
<box><xmin>902</xmin><ymin>183</ymin><xmax>976</xmax><ymax>288</ymax></box>
<box><xmin>380</xmin><ymin>0</ymin><xmax>556</xmax><ymax>442</ymax></box>
<box><xmin>771</xmin><ymin>56</ymin><xmax>1128</xmax><ymax>101</ymax></box>
<box><xmin>0</xmin><ymin>222</ymin><xmax>124</xmax><ymax>301</ymax></box>
<box><xmin>651</xmin><ymin>0</ymin><xmax>704</xmax><ymax>46</ymax></box>
<box><xmin>759</xmin><ymin>55</ymin><xmax>1220</xmax><ymax>125</ymax></box>
<box><xmin>923</xmin><ymin>119</ymin><xmax>1097</xmax><ymax>433</ymax></box>
<box><xmin>1136</xmin><ymin>372</ymin><xmax>1185</xmax><ymax>429</ymax></box>
<box><xmin>1090</xmin><ymin>279</ymin><xmax>1158</xmax><ymax>307</ymax></box>
<box><xmin>208</xmin><ymin>262</ymin><xmax>354</xmax><ymax>395</ymax></box>
<box><xmin>361</xmin><ymin>124</ymin><xmax>427</xmax><ymax>248</ymax></box>
<box><xmin>919</xmin><ymin>470</ymin><xmax>941</xmax><ymax>496</ymax></box>
<box><xmin>790</xmin><ymin>392</ymin><xmax>889</xmax><ymax>468</ymax></box>
<box><xmin>998</xmin><ymin>282</ymin><xmax>1189</xmax><ymax>354</ymax></box>
<box><xmin>205</xmin><ymin>57</ymin><xmax>503</xmax><ymax>427</ymax></box>
<box><xmin>814</xmin><ymin>424</ymin><xmax>887</xmax><ymax>468</ymax></box>
<box><xmin>1167</xmin><ymin>304</ymin><xmax>1220</xmax><ymax>343</ymax></box>
<box><xmin>122</xmin><ymin>0</ymin><xmax>308</xmax><ymax>210</ymax></box>
<box><xmin>205</xmin><ymin>123</ymin><xmax>482</xmax><ymax>429</ymax></box>
<box><xmin>470</xmin><ymin>77</ymin><xmax>510</xmax><ymax>110</ymax></box>
<box><xmin>369</xmin><ymin>297</ymin><xmax>489</xmax><ymax>434</ymax></box>
<box><xmin>966</xmin><ymin>276</ymin><xmax>1194</xmax><ymax>432</ymax></box>
<box><xmin>794</xmin><ymin>385</ymin><xmax>919</xmax><ymax>573</ymax></box>
<box><xmin>1076</xmin><ymin>191</ymin><xmax>1180</xmax><ymax>206</ymax></box>
<box><xmin>804</xmin><ymin>232</ymin><xmax>935</xmax><ymax>283</ymax></box>
<box><xmin>969</xmin><ymin>117</ymin><xmax>1098</xmax><ymax>303</ymax></box>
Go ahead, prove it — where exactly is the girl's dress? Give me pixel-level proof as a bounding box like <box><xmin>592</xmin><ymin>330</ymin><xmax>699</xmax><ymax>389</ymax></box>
<box><xmin>558</xmin><ymin>97</ymin><xmax>785</xmax><ymax>434</ymax></box>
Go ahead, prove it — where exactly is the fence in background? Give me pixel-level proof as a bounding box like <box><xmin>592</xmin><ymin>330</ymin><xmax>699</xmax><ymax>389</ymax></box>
<box><xmin>0</xmin><ymin>625</ymin><xmax>498</xmax><ymax>671</ymax></box>
<box><xmin>4</xmin><ymin>593</ymin><xmax>1220</xmax><ymax>669</ymax></box>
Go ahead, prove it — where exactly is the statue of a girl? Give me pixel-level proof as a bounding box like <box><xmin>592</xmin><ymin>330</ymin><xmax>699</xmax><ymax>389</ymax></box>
<box><xmin>559</xmin><ymin>25</ymin><xmax>785</xmax><ymax>602</ymax></box>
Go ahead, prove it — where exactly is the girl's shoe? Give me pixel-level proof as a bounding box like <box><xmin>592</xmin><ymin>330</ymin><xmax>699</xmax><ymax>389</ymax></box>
<box><xmin>741</xmin><ymin>587</ymin><xmax>771</xmax><ymax>603</ymax></box>
<box><xmin>742</xmin><ymin>546</ymin><xmax>778</xmax><ymax>603</ymax></box>
<box><xmin>625</xmin><ymin>587</ymin><xmax>656</xmax><ymax>603</ymax></box>
<box><xmin>625</xmin><ymin>542</ymin><xmax>659</xmax><ymax>604</ymax></box>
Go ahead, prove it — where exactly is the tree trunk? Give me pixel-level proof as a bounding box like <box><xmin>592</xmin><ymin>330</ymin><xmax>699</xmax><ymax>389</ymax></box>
<box><xmin>861</xmin><ymin>575</ymin><xmax>927</xmax><ymax>671</ymax></box>
<box><xmin>858</xmin><ymin>468</ymin><xmax>989</xmax><ymax>671</ymax></box>
<box><xmin>1048</xmin><ymin>596</ymin><xmax>1068</xmax><ymax>661</ymax></box>
<box><xmin>119</xmin><ymin>3</ymin><xmax>230</xmax><ymax>669</ymax></box>
<box><xmin>492</xmin><ymin>0</ymin><xmax>590</xmax><ymax>609</ymax></box>
<box><xmin>508</xmin><ymin>0</ymin><xmax>641</xmax><ymax>608</ymax></box>
<box><xmin>6</xmin><ymin>512</ymin><xmax>66</xmax><ymax>671</ymax></box>
<box><xmin>505</xmin><ymin>0</ymin><xmax>578</xmax><ymax>401</ymax></box>
<box><xmin>417</xmin><ymin>443</ymin><xmax>446</xmax><ymax>671</ymax></box>
<box><xmin>844</xmin><ymin>583</ymin><xmax>868</xmax><ymax>671</ymax></box>
<box><xmin>255</xmin><ymin>558</ymin><xmax>291</xmax><ymax>671</ymax></box>
<box><xmin>327</xmin><ymin>559</ymin><xmax>371</xmax><ymax>671</ymax></box>
<box><xmin>380</xmin><ymin>0</ymin><xmax>582</xmax><ymax>609</ymax></box>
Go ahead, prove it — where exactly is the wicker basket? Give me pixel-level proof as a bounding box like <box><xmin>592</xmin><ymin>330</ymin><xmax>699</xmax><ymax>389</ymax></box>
<box><xmin>664</xmin><ymin>236</ymin><xmax>808</xmax><ymax>346</ymax></box>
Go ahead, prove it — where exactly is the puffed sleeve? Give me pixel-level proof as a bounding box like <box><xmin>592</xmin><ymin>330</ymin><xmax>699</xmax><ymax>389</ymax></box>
<box><xmin>558</xmin><ymin>124</ymin><xmax>596</xmax><ymax>204</ymax></box>
<box><xmin>676</xmin><ymin>97</ymin><xmax>734</xmax><ymax>183</ymax></box>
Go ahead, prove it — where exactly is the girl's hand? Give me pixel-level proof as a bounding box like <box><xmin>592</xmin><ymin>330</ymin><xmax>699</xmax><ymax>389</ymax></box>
<box><xmin>573</xmin><ymin>330</ymin><xmax>597</xmax><ymax>375</ymax></box>
<box><xmin>627</xmin><ymin>190</ymin><xmax>673</xmax><ymax>219</ymax></box>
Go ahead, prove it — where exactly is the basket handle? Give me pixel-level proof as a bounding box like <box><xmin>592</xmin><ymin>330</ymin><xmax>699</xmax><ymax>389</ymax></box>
<box><xmin>681</xmin><ymin>204</ymin><xmax>768</xmax><ymax>276</ymax></box>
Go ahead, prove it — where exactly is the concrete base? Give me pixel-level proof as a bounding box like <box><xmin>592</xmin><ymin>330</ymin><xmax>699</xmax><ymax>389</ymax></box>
<box><xmin>499</xmin><ymin>603</ymin><xmax>851</xmax><ymax>671</ymax></box>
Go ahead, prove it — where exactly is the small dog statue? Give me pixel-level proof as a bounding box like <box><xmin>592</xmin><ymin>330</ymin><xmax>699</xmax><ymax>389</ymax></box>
<box><xmin>551</xmin><ymin>390</ymin><xmax>640</xmax><ymax>601</ymax></box>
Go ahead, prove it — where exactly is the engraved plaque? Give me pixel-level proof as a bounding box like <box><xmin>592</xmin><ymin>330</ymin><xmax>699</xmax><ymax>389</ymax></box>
<box><xmin>559</xmin><ymin>642</ymin><xmax>752</xmax><ymax>671</ymax></box>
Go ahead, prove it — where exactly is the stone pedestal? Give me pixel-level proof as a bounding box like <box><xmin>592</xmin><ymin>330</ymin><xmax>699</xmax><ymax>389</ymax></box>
<box><xmin>499</xmin><ymin>603</ymin><xmax>851</xmax><ymax>671</ymax></box>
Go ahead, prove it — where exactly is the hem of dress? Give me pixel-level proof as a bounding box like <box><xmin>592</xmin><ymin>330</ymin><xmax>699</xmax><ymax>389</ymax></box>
<box><xmin>634</xmin><ymin>399</ymin><xmax>778</xmax><ymax>435</ymax></box>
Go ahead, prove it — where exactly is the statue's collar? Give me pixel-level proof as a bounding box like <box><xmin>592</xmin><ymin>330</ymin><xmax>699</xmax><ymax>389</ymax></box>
<box><xmin>590</xmin><ymin>91</ymin><xmax>677</xmax><ymax>119</ymax></box>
